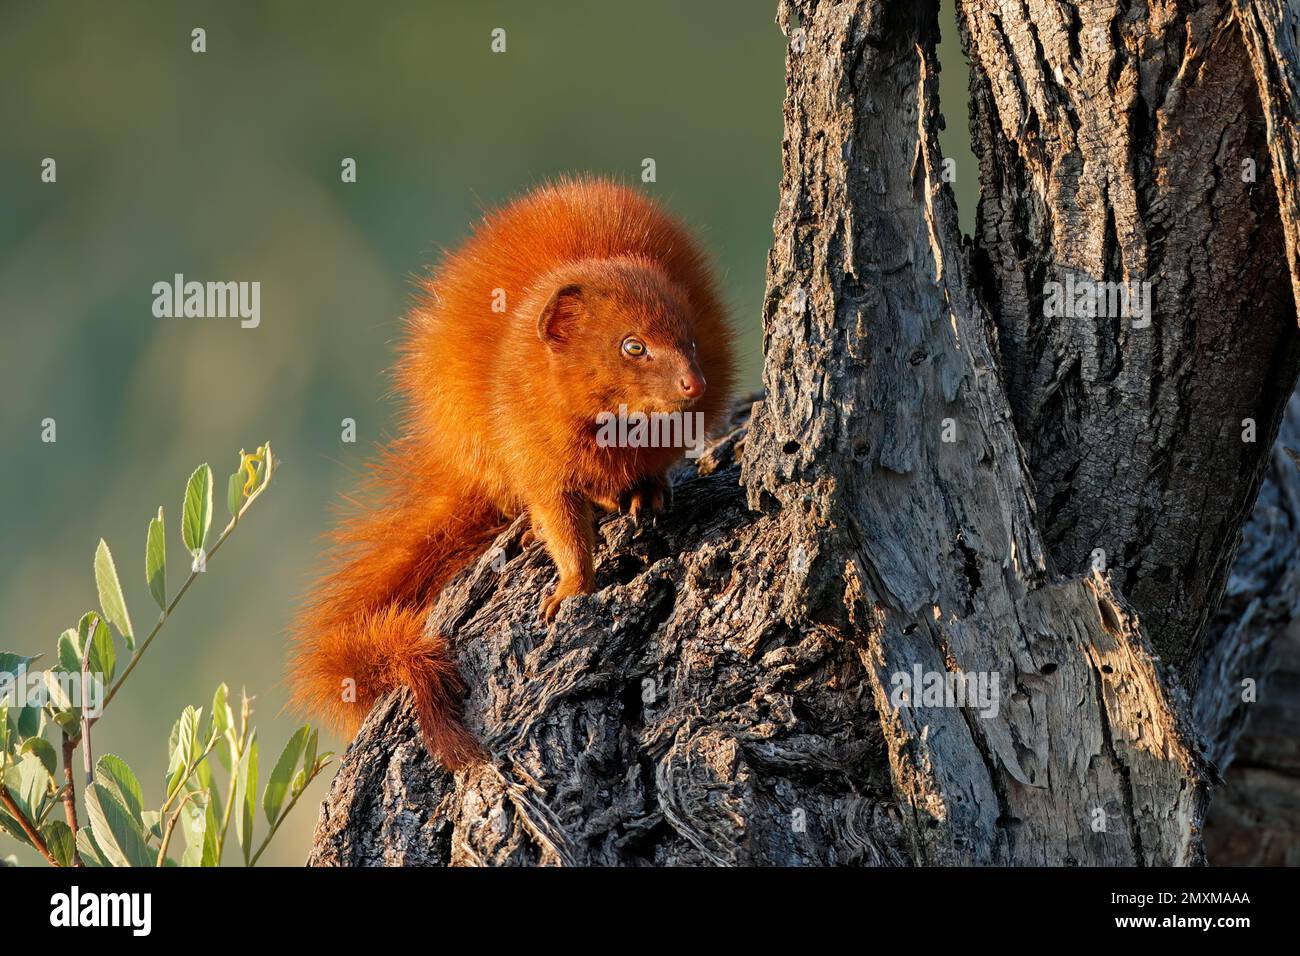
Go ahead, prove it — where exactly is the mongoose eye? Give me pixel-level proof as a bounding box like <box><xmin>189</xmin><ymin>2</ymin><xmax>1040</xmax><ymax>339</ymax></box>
<box><xmin>621</xmin><ymin>336</ymin><xmax>647</xmax><ymax>358</ymax></box>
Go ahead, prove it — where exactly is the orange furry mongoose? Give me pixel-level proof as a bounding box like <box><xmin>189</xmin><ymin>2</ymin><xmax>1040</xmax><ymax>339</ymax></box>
<box><xmin>289</xmin><ymin>178</ymin><xmax>736</xmax><ymax>768</ymax></box>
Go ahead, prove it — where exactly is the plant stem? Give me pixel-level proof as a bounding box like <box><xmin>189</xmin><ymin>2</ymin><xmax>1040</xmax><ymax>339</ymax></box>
<box><xmin>79</xmin><ymin>620</ymin><xmax>94</xmax><ymax>786</ymax></box>
<box><xmin>248</xmin><ymin>767</ymin><xmax>321</xmax><ymax>867</ymax></box>
<box><xmin>59</xmin><ymin>734</ymin><xmax>83</xmax><ymax>866</ymax></box>
<box><xmin>66</xmin><ymin>479</ymin><xmax>271</xmax><ymax>750</ymax></box>
<box><xmin>0</xmin><ymin>786</ymin><xmax>57</xmax><ymax>866</ymax></box>
<box><xmin>156</xmin><ymin>791</ymin><xmax>195</xmax><ymax>867</ymax></box>
<box><xmin>214</xmin><ymin>729</ymin><xmax>245</xmax><ymax>865</ymax></box>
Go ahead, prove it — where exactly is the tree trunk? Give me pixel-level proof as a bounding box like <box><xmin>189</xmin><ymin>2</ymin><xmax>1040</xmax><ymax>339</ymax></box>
<box><xmin>309</xmin><ymin>0</ymin><xmax>1300</xmax><ymax>866</ymax></box>
<box><xmin>1197</xmin><ymin>389</ymin><xmax>1300</xmax><ymax>863</ymax></box>
<box><xmin>959</xmin><ymin>0</ymin><xmax>1300</xmax><ymax>679</ymax></box>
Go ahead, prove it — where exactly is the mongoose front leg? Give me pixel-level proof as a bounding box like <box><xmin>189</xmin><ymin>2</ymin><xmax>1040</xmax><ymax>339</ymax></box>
<box><xmin>531</xmin><ymin>492</ymin><xmax>596</xmax><ymax>622</ymax></box>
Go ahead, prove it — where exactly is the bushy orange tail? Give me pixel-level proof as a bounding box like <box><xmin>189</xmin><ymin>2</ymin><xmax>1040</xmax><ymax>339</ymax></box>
<box><xmin>289</xmin><ymin>453</ymin><xmax>502</xmax><ymax>769</ymax></box>
<box><xmin>292</xmin><ymin>605</ymin><xmax>482</xmax><ymax>769</ymax></box>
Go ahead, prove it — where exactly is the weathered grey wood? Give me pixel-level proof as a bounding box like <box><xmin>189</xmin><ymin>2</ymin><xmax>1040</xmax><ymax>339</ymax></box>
<box><xmin>309</xmin><ymin>0</ymin><xmax>1300</xmax><ymax>867</ymax></box>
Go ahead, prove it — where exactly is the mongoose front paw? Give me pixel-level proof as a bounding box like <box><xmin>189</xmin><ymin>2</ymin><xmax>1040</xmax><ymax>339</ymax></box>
<box><xmin>540</xmin><ymin>576</ymin><xmax>586</xmax><ymax>622</ymax></box>
<box><xmin>620</xmin><ymin>474</ymin><xmax>673</xmax><ymax>524</ymax></box>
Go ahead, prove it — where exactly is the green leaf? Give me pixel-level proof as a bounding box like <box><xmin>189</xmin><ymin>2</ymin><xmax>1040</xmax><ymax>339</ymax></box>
<box><xmin>0</xmin><ymin>705</ymin><xmax>8</xmax><ymax>760</ymax></box>
<box><xmin>302</xmin><ymin>729</ymin><xmax>318</xmax><ymax>789</ymax></box>
<box><xmin>0</xmin><ymin>654</ymin><xmax>40</xmax><ymax>740</ymax></box>
<box><xmin>77</xmin><ymin>612</ymin><xmax>116</xmax><ymax>687</ymax></box>
<box><xmin>15</xmin><ymin>699</ymin><xmax>41</xmax><ymax>739</ymax></box>
<box><xmin>42</xmin><ymin>671</ymin><xmax>78</xmax><ymax>733</ymax></box>
<box><xmin>19</xmin><ymin>737</ymin><xmax>57</xmax><ymax>778</ymax></box>
<box><xmin>180</xmin><ymin>791</ymin><xmax>219</xmax><ymax>867</ymax></box>
<box><xmin>165</xmin><ymin>705</ymin><xmax>202</xmax><ymax>801</ymax></box>
<box><xmin>42</xmin><ymin>819</ymin><xmax>75</xmax><ymax>867</ymax></box>
<box><xmin>227</xmin><ymin>471</ymin><xmax>242</xmax><ymax>519</ymax></box>
<box><xmin>14</xmin><ymin>751</ymin><xmax>52</xmax><ymax>819</ymax></box>
<box><xmin>262</xmin><ymin>725</ymin><xmax>309</xmax><ymax>827</ymax></box>
<box><xmin>235</xmin><ymin>731</ymin><xmax>258</xmax><ymax>863</ymax></box>
<box><xmin>56</xmin><ymin>631</ymin><xmax>79</xmax><ymax>674</ymax></box>
<box><xmin>84</xmin><ymin>782</ymin><xmax>152</xmax><ymax>867</ymax></box>
<box><xmin>74</xmin><ymin>826</ymin><xmax>105</xmax><ymax>866</ymax></box>
<box><xmin>210</xmin><ymin>683</ymin><xmax>232</xmax><ymax>740</ymax></box>
<box><xmin>0</xmin><ymin>652</ymin><xmax>36</xmax><ymax>682</ymax></box>
<box><xmin>49</xmin><ymin>616</ymin><xmax>115</xmax><ymax>727</ymax></box>
<box><xmin>164</xmin><ymin>716</ymin><xmax>184</xmax><ymax>798</ymax></box>
<box><xmin>94</xmin><ymin>539</ymin><xmax>134</xmax><ymax>649</ymax></box>
<box><xmin>181</xmin><ymin>464</ymin><xmax>214</xmax><ymax>554</ymax></box>
<box><xmin>146</xmin><ymin>507</ymin><xmax>167</xmax><ymax>611</ymax></box>
<box><xmin>178</xmin><ymin>706</ymin><xmax>203</xmax><ymax>766</ymax></box>
<box><xmin>210</xmin><ymin>684</ymin><xmax>234</xmax><ymax>772</ymax></box>
<box><xmin>94</xmin><ymin>754</ymin><xmax>145</xmax><ymax>830</ymax></box>
<box><xmin>0</xmin><ymin>806</ymin><xmax>31</xmax><ymax>847</ymax></box>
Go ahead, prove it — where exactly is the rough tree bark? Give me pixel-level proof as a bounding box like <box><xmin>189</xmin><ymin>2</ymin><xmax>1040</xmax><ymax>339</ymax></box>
<box><xmin>1197</xmin><ymin>390</ymin><xmax>1300</xmax><ymax>864</ymax></box>
<box><xmin>309</xmin><ymin>0</ymin><xmax>1300</xmax><ymax>866</ymax></box>
<box><xmin>960</xmin><ymin>0</ymin><xmax>1300</xmax><ymax>677</ymax></box>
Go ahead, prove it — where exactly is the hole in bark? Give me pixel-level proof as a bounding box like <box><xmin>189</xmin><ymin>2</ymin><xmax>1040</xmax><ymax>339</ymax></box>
<box><xmin>432</xmin><ymin>818</ymin><xmax>454</xmax><ymax>863</ymax></box>
<box><xmin>1101</xmin><ymin>664</ymin><xmax>1114</xmax><ymax>674</ymax></box>
<box><xmin>783</xmin><ymin>440</ymin><xmax>801</xmax><ymax>454</ymax></box>
<box><xmin>604</xmin><ymin>552</ymin><xmax>646</xmax><ymax>587</ymax></box>
<box><xmin>616</xmin><ymin>817</ymin><xmax>675</xmax><ymax>863</ymax></box>
<box><xmin>1097</xmin><ymin>596</ymin><xmax>1123</xmax><ymax>636</ymax></box>
<box><xmin>641</xmin><ymin>577</ymin><xmax>677</xmax><ymax>635</ymax></box>
<box><xmin>620</xmin><ymin>678</ymin><xmax>645</xmax><ymax>723</ymax></box>
<box><xmin>1040</xmin><ymin>662</ymin><xmax>1057</xmax><ymax>675</ymax></box>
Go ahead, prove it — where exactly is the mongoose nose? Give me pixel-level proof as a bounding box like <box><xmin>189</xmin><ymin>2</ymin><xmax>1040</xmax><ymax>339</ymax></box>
<box><xmin>679</xmin><ymin>374</ymin><xmax>707</xmax><ymax>399</ymax></box>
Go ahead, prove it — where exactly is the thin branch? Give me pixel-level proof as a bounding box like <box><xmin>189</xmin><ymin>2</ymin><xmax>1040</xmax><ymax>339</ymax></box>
<box><xmin>249</xmin><ymin>762</ymin><xmax>328</xmax><ymax>867</ymax></box>
<box><xmin>214</xmin><ymin>724</ymin><xmax>248</xmax><ymax>864</ymax></box>
<box><xmin>155</xmin><ymin>791</ymin><xmax>196</xmax><ymax>867</ymax></box>
<box><xmin>0</xmin><ymin>786</ymin><xmax>57</xmax><ymax>867</ymax></box>
<box><xmin>59</xmin><ymin>733</ymin><xmax>83</xmax><ymax>866</ymax></box>
<box><xmin>79</xmin><ymin>617</ymin><xmax>94</xmax><ymax>786</ymax></box>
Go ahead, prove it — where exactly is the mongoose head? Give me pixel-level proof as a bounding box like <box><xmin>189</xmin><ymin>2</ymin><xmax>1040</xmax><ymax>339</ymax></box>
<box><xmin>535</xmin><ymin>256</ymin><xmax>708</xmax><ymax>420</ymax></box>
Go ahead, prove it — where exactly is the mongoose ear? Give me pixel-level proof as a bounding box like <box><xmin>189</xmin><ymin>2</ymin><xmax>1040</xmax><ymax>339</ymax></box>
<box><xmin>537</xmin><ymin>284</ymin><xmax>585</xmax><ymax>345</ymax></box>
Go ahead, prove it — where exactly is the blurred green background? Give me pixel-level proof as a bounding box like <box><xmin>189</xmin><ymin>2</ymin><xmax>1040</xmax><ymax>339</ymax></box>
<box><xmin>1</xmin><ymin>1</ymin><xmax>974</xmax><ymax>865</ymax></box>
